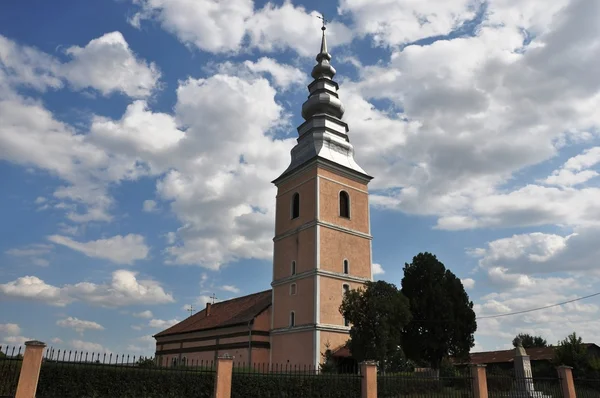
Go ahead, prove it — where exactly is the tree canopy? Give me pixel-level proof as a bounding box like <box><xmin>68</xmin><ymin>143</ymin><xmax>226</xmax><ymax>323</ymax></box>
<box><xmin>339</xmin><ymin>280</ymin><xmax>412</xmax><ymax>369</ymax></box>
<box><xmin>512</xmin><ymin>333</ymin><xmax>548</xmax><ymax>349</ymax></box>
<box><xmin>401</xmin><ymin>252</ymin><xmax>477</xmax><ymax>369</ymax></box>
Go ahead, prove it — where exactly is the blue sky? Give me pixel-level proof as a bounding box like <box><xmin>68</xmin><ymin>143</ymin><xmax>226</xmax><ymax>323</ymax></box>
<box><xmin>1</xmin><ymin>0</ymin><xmax>599</xmax><ymax>356</ymax></box>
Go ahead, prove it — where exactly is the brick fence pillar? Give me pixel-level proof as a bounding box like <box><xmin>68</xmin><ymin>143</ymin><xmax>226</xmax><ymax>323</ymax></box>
<box><xmin>557</xmin><ymin>366</ymin><xmax>576</xmax><ymax>398</ymax></box>
<box><xmin>214</xmin><ymin>355</ymin><xmax>234</xmax><ymax>398</ymax></box>
<box><xmin>360</xmin><ymin>361</ymin><xmax>377</xmax><ymax>398</ymax></box>
<box><xmin>15</xmin><ymin>340</ymin><xmax>46</xmax><ymax>398</ymax></box>
<box><xmin>470</xmin><ymin>364</ymin><xmax>488</xmax><ymax>398</ymax></box>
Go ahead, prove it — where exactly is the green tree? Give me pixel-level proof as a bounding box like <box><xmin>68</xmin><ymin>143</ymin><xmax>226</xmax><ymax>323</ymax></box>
<box><xmin>401</xmin><ymin>252</ymin><xmax>477</xmax><ymax>369</ymax></box>
<box><xmin>339</xmin><ymin>280</ymin><xmax>412</xmax><ymax>369</ymax></box>
<box><xmin>137</xmin><ymin>357</ymin><xmax>155</xmax><ymax>368</ymax></box>
<box><xmin>512</xmin><ymin>333</ymin><xmax>548</xmax><ymax>349</ymax></box>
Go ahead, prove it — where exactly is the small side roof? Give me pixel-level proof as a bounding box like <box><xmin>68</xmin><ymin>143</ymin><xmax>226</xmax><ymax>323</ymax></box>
<box><xmin>154</xmin><ymin>289</ymin><xmax>272</xmax><ymax>338</ymax></box>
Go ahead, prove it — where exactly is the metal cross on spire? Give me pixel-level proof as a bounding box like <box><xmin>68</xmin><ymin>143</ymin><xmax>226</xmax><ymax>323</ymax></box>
<box><xmin>210</xmin><ymin>293</ymin><xmax>218</xmax><ymax>304</ymax></box>
<box><xmin>316</xmin><ymin>15</ymin><xmax>328</xmax><ymax>30</ymax></box>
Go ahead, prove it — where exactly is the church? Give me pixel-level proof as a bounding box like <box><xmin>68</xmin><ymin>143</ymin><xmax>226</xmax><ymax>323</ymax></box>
<box><xmin>154</xmin><ymin>25</ymin><xmax>374</xmax><ymax>370</ymax></box>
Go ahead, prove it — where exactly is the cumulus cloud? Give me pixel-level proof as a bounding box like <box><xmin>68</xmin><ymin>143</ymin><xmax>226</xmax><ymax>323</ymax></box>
<box><xmin>3</xmin><ymin>336</ymin><xmax>34</xmax><ymax>345</ymax></box>
<box><xmin>340</xmin><ymin>0</ymin><xmax>600</xmax><ymax>232</ymax></box>
<box><xmin>339</xmin><ymin>0</ymin><xmax>480</xmax><ymax>47</ymax></box>
<box><xmin>148</xmin><ymin>318</ymin><xmax>179</xmax><ymax>329</ymax></box>
<box><xmin>0</xmin><ymin>323</ymin><xmax>21</xmax><ymax>336</ymax></box>
<box><xmin>220</xmin><ymin>285</ymin><xmax>240</xmax><ymax>294</ymax></box>
<box><xmin>461</xmin><ymin>278</ymin><xmax>475</xmax><ymax>289</ymax></box>
<box><xmin>130</xmin><ymin>0</ymin><xmax>352</xmax><ymax>56</ymax></box>
<box><xmin>471</xmin><ymin>227</ymin><xmax>600</xmax><ymax>276</ymax></box>
<box><xmin>473</xmin><ymin>274</ymin><xmax>600</xmax><ymax>349</ymax></box>
<box><xmin>5</xmin><ymin>243</ymin><xmax>53</xmax><ymax>267</ymax></box>
<box><xmin>0</xmin><ymin>270</ymin><xmax>174</xmax><ymax>307</ymax></box>
<box><xmin>57</xmin><ymin>317</ymin><xmax>105</xmax><ymax>333</ymax></box>
<box><xmin>61</xmin><ymin>32</ymin><xmax>160</xmax><ymax>98</ymax></box>
<box><xmin>133</xmin><ymin>310</ymin><xmax>153</xmax><ymax>319</ymax></box>
<box><xmin>372</xmin><ymin>263</ymin><xmax>385</xmax><ymax>275</ymax></box>
<box><xmin>142</xmin><ymin>200</ymin><xmax>158</xmax><ymax>212</ymax></box>
<box><xmin>0</xmin><ymin>32</ymin><xmax>159</xmax><ymax>98</ymax></box>
<box><xmin>70</xmin><ymin>339</ymin><xmax>107</xmax><ymax>352</ymax></box>
<box><xmin>542</xmin><ymin>147</ymin><xmax>600</xmax><ymax>187</ymax></box>
<box><xmin>48</xmin><ymin>234</ymin><xmax>149</xmax><ymax>265</ymax></box>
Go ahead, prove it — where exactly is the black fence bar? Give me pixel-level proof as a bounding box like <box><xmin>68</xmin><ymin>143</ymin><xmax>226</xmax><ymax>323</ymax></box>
<box><xmin>487</xmin><ymin>375</ymin><xmax>563</xmax><ymax>398</ymax></box>
<box><xmin>0</xmin><ymin>345</ymin><xmax>23</xmax><ymax>398</ymax></box>
<box><xmin>36</xmin><ymin>348</ymin><xmax>215</xmax><ymax>398</ymax></box>
<box><xmin>378</xmin><ymin>368</ymin><xmax>473</xmax><ymax>398</ymax></box>
<box><xmin>230</xmin><ymin>362</ymin><xmax>362</xmax><ymax>398</ymax></box>
<box><xmin>574</xmin><ymin>378</ymin><xmax>600</xmax><ymax>398</ymax></box>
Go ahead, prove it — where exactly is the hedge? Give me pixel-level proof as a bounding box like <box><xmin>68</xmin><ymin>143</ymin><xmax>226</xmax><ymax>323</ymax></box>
<box><xmin>35</xmin><ymin>362</ymin><xmax>214</xmax><ymax>398</ymax></box>
<box><xmin>378</xmin><ymin>375</ymin><xmax>471</xmax><ymax>397</ymax></box>
<box><xmin>231</xmin><ymin>373</ymin><xmax>362</xmax><ymax>398</ymax></box>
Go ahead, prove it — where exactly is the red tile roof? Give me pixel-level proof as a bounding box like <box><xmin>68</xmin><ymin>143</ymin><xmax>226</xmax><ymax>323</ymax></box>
<box><xmin>154</xmin><ymin>289</ymin><xmax>272</xmax><ymax>338</ymax></box>
<box><xmin>457</xmin><ymin>344</ymin><xmax>598</xmax><ymax>365</ymax></box>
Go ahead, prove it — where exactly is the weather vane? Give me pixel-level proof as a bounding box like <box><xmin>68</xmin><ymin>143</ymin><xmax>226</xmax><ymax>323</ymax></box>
<box><xmin>316</xmin><ymin>15</ymin><xmax>328</xmax><ymax>30</ymax></box>
<box><xmin>210</xmin><ymin>293</ymin><xmax>218</xmax><ymax>304</ymax></box>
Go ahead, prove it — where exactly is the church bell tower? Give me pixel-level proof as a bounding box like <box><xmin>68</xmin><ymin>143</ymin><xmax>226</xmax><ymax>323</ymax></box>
<box><xmin>270</xmin><ymin>24</ymin><xmax>374</xmax><ymax>368</ymax></box>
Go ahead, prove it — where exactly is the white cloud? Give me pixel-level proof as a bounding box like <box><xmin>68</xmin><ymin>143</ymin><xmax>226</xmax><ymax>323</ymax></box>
<box><xmin>62</xmin><ymin>32</ymin><xmax>160</xmax><ymax>98</ymax></box>
<box><xmin>243</xmin><ymin>58</ymin><xmax>306</xmax><ymax>90</ymax></box>
<box><xmin>142</xmin><ymin>200</ymin><xmax>158</xmax><ymax>212</ymax></box>
<box><xmin>70</xmin><ymin>339</ymin><xmax>107</xmax><ymax>352</ymax></box>
<box><xmin>471</xmin><ymin>227</ymin><xmax>600</xmax><ymax>275</ymax></box>
<box><xmin>372</xmin><ymin>263</ymin><xmax>385</xmax><ymax>275</ymax></box>
<box><xmin>339</xmin><ymin>0</ymin><xmax>600</xmax><ymax>232</ymax></box>
<box><xmin>0</xmin><ymin>32</ymin><xmax>159</xmax><ymax>98</ymax></box>
<box><xmin>148</xmin><ymin>318</ymin><xmax>179</xmax><ymax>329</ymax></box>
<box><xmin>3</xmin><ymin>336</ymin><xmax>33</xmax><ymax>345</ymax></box>
<box><xmin>130</xmin><ymin>0</ymin><xmax>352</xmax><ymax>56</ymax></box>
<box><xmin>0</xmin><ymin>270</ymin><xmax>174</xmax><ymax>307</ymax></box>
<box><xmin>51</xmin><ymin>337</ymin><xmax>63</xmax><ymax>344</ymax></box>
<box><xmin>133</xmin><ymin>310</ymin><xmax>153</xmax><ymax>319</ymax></box>
<box><xmin>57</xmin><ymin>317</ymin><xmax>104</xmax><ymax>333</ymax></box>
<box><xmin>461</xmin><ymin>278</ymin><xmax>475</xmax><ymax>289</ymax></box>
<box><xmin>542</xmin><ymin>147</ymin><xmax>600</xmax><ymax>187</ymax></box>
<box><xmin>220</xmin><ymin>285</ymin><xmax>240</xmax><ymax>294</ymax></box>
<box><xmin>48</xmin><ymin>234</ymin><xmax>149</xmax><ymax>265</ymax></box>
<box><xmin>473</xmin><ymin>274</ymin><xmax>600</xmax><ymax>349</ymax></box>
<box><xmin>6</xmin><ymin>243</ymin><xmax>53</xmax><ymax>267</ymax></box>
<box><xmin>0</xmin><ymin>323</ymin><xmax>21</xmax><ymax>336</ymax></box>
<box><xmin>339</xmin><ymin>0</ymin><xmax>478</xmax><ymax>47</ymax></box>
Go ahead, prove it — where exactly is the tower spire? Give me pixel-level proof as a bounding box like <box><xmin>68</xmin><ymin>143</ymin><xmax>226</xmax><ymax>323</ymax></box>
<box><xmin>272</xmin><ymin>19</ymin><xmax>371</xmax><ymax>184</ymax></box>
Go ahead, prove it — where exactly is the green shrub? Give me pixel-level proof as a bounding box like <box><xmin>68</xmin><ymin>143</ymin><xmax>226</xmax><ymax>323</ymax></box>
<box><xmin>231</xmin><ymin>373</ymin><xmax>361</xmax><ymax>398</ymax></box>
<box><xmin>35</xmin><ymin>362</ymin><xmax>214</xmax><ymax>398</ymax></box>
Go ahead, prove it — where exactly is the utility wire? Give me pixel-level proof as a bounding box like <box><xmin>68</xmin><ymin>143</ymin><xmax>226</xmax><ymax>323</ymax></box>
<box><xmin>476</xmin><ymin>291</ymin><xmax>600</xmax><ymax>319</ymax></box>
<box><xmin>407</xmin><ymin>291</ymin><xmax>600</xmax><ymax>323</ymax></box>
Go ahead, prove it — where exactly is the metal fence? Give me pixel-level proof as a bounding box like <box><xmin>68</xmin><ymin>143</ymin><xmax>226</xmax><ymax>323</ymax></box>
<box><xmin>0</xmin><ymin>345</ymin><xmax>23</xmax><ymax>398</ymax></box>
<box><xmin>487</xmin><ymin>375</ymin><xmax>563</xmax><ymax>398</ymax></box>
<box><xmin>230</xmin><ymin>362</ymin><xmax>362</xmax><ymax>398</ymax></box>
<box><xmin>35</xmin><ymin>347</ymin><xmax>215</xmax><ymax>398</ymax></box>
<box><xmin>378</xmin><ymin>369</ymin><xmax>473</xmax><ymax>397</ymax></box>
<box><xmin>574</xmin><ymin>378</ymin><xmax>600</xmax><ymax>398</ymax></box>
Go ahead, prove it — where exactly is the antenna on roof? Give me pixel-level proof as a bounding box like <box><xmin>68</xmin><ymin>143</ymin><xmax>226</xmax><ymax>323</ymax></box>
<box><xmin>210</xmin><ymin>293</ymin><xmax>218</xmax><ymax>304</ymax></box>
<box><xmin>187</xmin><ymin>305</ymin><xmax>195</xmax><ymax>317</ymax></box>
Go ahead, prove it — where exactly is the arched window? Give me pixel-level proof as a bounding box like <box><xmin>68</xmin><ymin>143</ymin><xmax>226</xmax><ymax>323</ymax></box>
<box><xmin>339</xmin><ymin>191</ymin><xmax>350</xmax><ymax>218</ymax></box>
<box><xmin>172</xmin><ymin>357</ymin><xmax>178</xmax><ymax>367</ymax></box>
<box><xmin>343</xmin><ymin>259</ymin><xmax>349</xmax><ymax>274</ymax></box>
<box><xmin>290</xmin><ymin>311</ymin><xmax>295</xmax><ymax>327</ymax></box>
<box><xmin>291</xmin><ymin>260</ymin><xmax>296</xmax><ymax>275</ymax></box>
<box><xmin>290</xmin><ymin>283</ymin><xmax>297</xmax><ymax>295</ymax></box>
<box><xmin>291</xmin><ymin>193</ymin><xmax>300</xmax><ymax>219</ymax></box>
<box><xmin>342</xmin><ymin>284</ymin><xmax>350</xmax><ymax>326</ymax></box>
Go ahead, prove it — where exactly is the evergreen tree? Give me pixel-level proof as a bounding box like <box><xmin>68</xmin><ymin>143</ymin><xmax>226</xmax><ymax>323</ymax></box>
<box><xmin>339</xmin><ymin>280</ymin><xmax>412</xmax><ymax>368</ymax></box>
<box><xmin>401</xmin><ymin>252</ymin><xmax>477</xmax><ymax>369</ymax></box>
